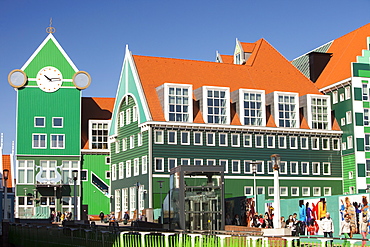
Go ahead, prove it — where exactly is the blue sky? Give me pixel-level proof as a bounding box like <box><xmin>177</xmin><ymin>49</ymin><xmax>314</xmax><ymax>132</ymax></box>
<box><xmin>1</xmin><ymin>0</ymin><xmax>370</xmax><ymax>154</ymax></box>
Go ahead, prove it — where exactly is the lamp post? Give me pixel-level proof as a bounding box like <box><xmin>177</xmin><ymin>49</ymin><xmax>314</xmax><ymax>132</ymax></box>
<box><xmin>3</xmin><ymin>169</ymin><xmax>9</xmax><ymax>220</ymax></box>
<box><xmin>157</xmin><ymin>181</ymin><xmax>164</xmax><ymax>224</ymax></box>
<box><xmin>251</xmin><ymin>163</ymin><xmax>258</xmax><ymax>214</ymax></box>
<box><xmin>271</xmin><ymin>154</ymin><xmax>281</xmax><ymax>229</ymax></box>
<box><xmin>135</xmin><ymin>182</ymin><xmax>140</xmax><ymax>221</ymax></box>
<box><xmin>72</xmin><ymin>170</ymin><xmax>78</xmax><ymax>221</ymax></box>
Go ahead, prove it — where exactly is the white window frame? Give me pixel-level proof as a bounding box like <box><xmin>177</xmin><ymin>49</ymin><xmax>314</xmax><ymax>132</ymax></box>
<box><xmin>257</xmin><ymin>187</ymin><xmax>265</xmax><ymax>195</ymax></box>
<box><xmin>34</xmin><ymin>117</ymin><xmax>45</xmax><ymax>127</ymax></box>
<box><xmin>220</xmin><ymin>159</ymin><xmax>228</xmax><ymax>173</ymax></box>
<box><xmin>332</xmin><ymin>138</ymin><xmax>340</xmax><ymax>151</ymax></box>
<box><xmin>142</xmin><ymin>156</ymin><xmax>148</xmax><ymax>174</ymax></box>
<box><xmin>130</xmin><ymin>135</ymin><xmax>135</xmax><ymax>149</ymax></box>
<box><xmin>268</xmin><ymin>187</ymin><xmax>274</xmax><ymax>196</ymax></box>
<box><xmin>302</xmin><ymin>187</ymin><xmax>310</xmax><ymax>196</ymax></box>
<box><xmin>312</xmin><ymin>137</ymin><xmax>319</xmax><ymax>150</ymax></box>
<box><xmin>238</xmin><ymin>89</ymin><xmax>266</xmax><ymax>126</ymax></box>
<box><xmin>168</xmin><ymin>131</ymin><xmax>177</xmax><ymax>145</ymax></box>
<box><xmin>231</xmin><ymin>160</ymin><xmax>240</xmax><ymax>173</ymax></box>
<box><xmin>308</xmin><ymin>95</ymin><xmax>331</xmax><ymax>130</ymax></box>
<box><xmin>365</xmin><ymin>108</ymin><xmax>370</xmax><ymax>126</ymax></box>
<box><xmin>154</xmin><ymin>130</ymin><xmax>164</xmax><ymax>144</ymax></box>
<box><xmin>346</xmin><ymin>111</ymin><xmax>352</xmax><ymax>124</ymax></box>
<box><xmin>202</xmin><ymin>86</ymin><xmax>230</xmax><ymax>124</ymax></box>
<box><xmin>130</xmin><ymin>187</ymin><xmax>136</xmax><ymax>213</ymax></box>
<box><xmin>207</xmin><ymin>159</ymin><xmax>216</xmax><ymax>166</ymax></box>
<box><xmin>323</xmin><ymin>162</ymin><xmax>331</xmax><ymax>175</ymax></box>
<box><xmin>164</xmin><ymin>83</ymin><xmax>193</xmax><ymax>122</ymax></box>
<box><xmin>118</xmin><ymin>162</ymin><xmax>124</xmax><ymax>179</ymax></box>
<box><xmin>32</xmin><ymin>134</ymin><xmax>47</xmax><ymax>149</ymax></box>
<box><xmin>274</xmin><ymin>92</ymin><xmax>299</xmax><ymax>128</ymax></box>
<box><xmin>267</xmin><ymin>161</ymin><xmax>274</xmax><ymax>174</ymax></box>
<box><xmin>17</xmin><ymin>160</ymin><xmax>35</xmax><ymax>184</ymax></box>
<box><xmin>290</xmin><ymin>136</ymin><xmax>298</xmax><ymax>149</ymax></box>
<box><xmin>255</xmin><ymin>135</ymin><xmax>264</xmax><ymax>148</ymax></box>
<box><xmin>52</xmin><ymin>117</ymin><xmax>63</xmax><ymax>128</ymax></box>
<box><xmin>301</xmin><ymin>162</ymin><xmax>309</xmax><ymax>175</ymax></box>
<box><xmin>300</xmin><ymin>136</ymin><xmax>308</xmax><ymax>149</ymax></box>
<box><xmin>256</xmin><ymin>160</ymin><xmax>264</xmax><ymax>174</ymax></box>
<box><xmin>243</xmin><ymin>134</ymin><xmax>252</xmax><ymax>147</ymax></box>
<box><xmin>119</xmin><ymin>111</ymin><xmax>125</xmax><ymax>127</ymax></box>
<box><xmin>115</xmin><ymin>189</ymin><xmax>121</xmax><ymax>215</ymax></box>
<box><xmin>279</xmin><ymin>161</ymin><xmax>287</xmax><ymax>174</ymax></box>
<box><xmin>244</xmin><ymin>160</ymin><xmax>252</xmax><ymax>174</ymax></box>
<box><xmin>115</xmin><ymin>140</ymin><xmax>120</xmax><ymax>153</ymax></box>
<box><xmin>313</xmin><ymin>187</ymin><xmax>321</xmax><ymax>196</ymax></box>
<box><xmin>342</xmin><ymin>142</ymin><xmax>347</xmax><ymax>150</ymax></box>
<box><xmin>126</xmin><ymin>108</ymin><xmax>131</xmax><ymax>125</ymax></box>
<box><xmin>122</xmin><ymin>188</ymin><xmax>128</xmax><ymax>213</ymax></box>
<box><xmin>181</xmin><ymin>158</ymin><xmax>190</xmax><ymax>166</ymax></box>
<box><xmin>340</xmin><ymin>93</ymin><xmax>345</xmax><ymax>102</ymax></box>
<box><xmin>122</xmin><ymin>138</ymin><xmax>127</xmax><ymax>151</ymax></box>
<box><xmin>61</xmin><ymin>161</ymin><xmax>79</xmax><ymax>185</ymax></box>
<box><xmin>291</xmin><ymin>187</ymin><xmax>299</xmax><ymax>196</ymax></box>
<box><xmin>280</xmin><ymin>187</ymin><xmax>288</xmax><ymax>196</ymax></box>
<box><xmin>324</xmin><ymin>187</ymin><xmax>332</xmax><ymax>196</ymax></box>
<box><xmin>133</xmin><ymin>106</ymin><xmax>138</xmax><ymax>122</ymax></box>
<box><xmin>168</xmin><ymin>158</ymin><xmax>177</xmax><ymax>171</ymax></box>
<box><xmin>231</xmin><ymin>133</ymin><xmax>240</xmax><ymax>147</ymax></box>
<box><xmin>345</xmin><ymin>86</ymin><xmax>351</xmax><ymax>100</ymax></box>
<box><xmin>332</xmin><ymin>91</ymin><xmax>338</xmax><ymax>104</ymax></box>
<box><xmin>363</xmin><ymin>83</ymin><xmax>369</xmax><ymax>101</ymax></box>
<box><xmin>290</xmin><ymin>161</ymin><xmax>298</xmax><ymax>175</ymax></box>
<box><xmin>126</xmin><ymin>160</ymin><xmax>131</xmax><ymax>178</ymax></box>
<box><xmin>206</xmin><ymin>132</ymin><xmax>215</xmax><ymax>146</ymax></box>
<box><xmin>181</xmin><ymin>131</ymin><xmax>190</xmax><ymax>145</ymax></box>
<box><xmin>154</xmin><ymin>158</ymin><xmax>164</xmax><ymax>172</ymax></box>
<box><xmin>134</xmin><ymin>158</ymin><xmax>140</xmax><ymax>176</ymax></box>
<box><xmin>111</xmin><ymin>164</ymin><xmax>117</xmax><ymax>181</ymax></box>
<box><xmin>138</xmin><ymin>132</ymin><xmax>142</xmax><ymax>146</ymax></box>
<box><xmin>347</xmin><ymin>136</ymin><xmax>353</xmax><ymax>149</ymax></box>
<box><xmin>322</xmin><ymin>138</ymin><xmax>330</xmax><ymax>150</ymax></box>
<box><xmin>278</xmin><ymin>136</ymin><xmax>286</xmax><ymax>149</ymax></box>
<box><xmin>267</xmin><ymin>135</ymin><xmax>275</xmax><ymax>148</ymax></box>
<box><xmin>312</xmin><ymin>162</ymin><xmax>320</xmax><ymax>175</ymax></box>
<box><xmin>194</xmin><ymin>159</ymin><xmax>203</xmax><ymax>166</ymax></box>
<box><xmin>89</xmin><ymin>120</ymin><xmax>110</xmax><ymax>150</ymax></box>
<box><xmin>244</xmin><ymin>186</ymin><xmax>253</xmax><ymax>196</ymax></box>
<box><xmin>219</xmin><ymin>133</ymin><xmax>228</xmax><ymax>146</ymax></box>
<box><xmin>194</xmin><ymin>132</ymin><xmax>203</xmax><ymax>146</ymax></box>
<box><xmin>341</xmin><ymin>117</ymin><xmax>346</xmax><ymax>126</ymax></box>
<box><xmin>50</xmin><ymin>134</ymin><xmax>65</xmax><ymax>149</ymax></box>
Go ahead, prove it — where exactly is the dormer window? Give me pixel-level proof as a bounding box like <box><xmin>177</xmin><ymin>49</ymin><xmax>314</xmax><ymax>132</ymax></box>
<box><xmin>300</xmin><ymin>94</ymin><xmax>331</xmax><ymax>130</ymax></box>
<box><xmin>267</xmin><ymin>92</ymin><xmax>299</xmax><ymax>128</ymax></box>
<box><xmin>232</xmin><ymin>89</ymin><xmax>265</xmax><ymax>126</ymax></box>
<box><xmin>194</xmin><ymin>86</ymin><xmax>230</xmax><ymax>124</ymax></box>
<box><xmin>157</xmin><ymin>83</ymin><xmax>193</xmax><ymax>122</ymax></box>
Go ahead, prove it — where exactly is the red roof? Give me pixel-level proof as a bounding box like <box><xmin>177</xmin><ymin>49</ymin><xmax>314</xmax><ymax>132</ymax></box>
<box><xmin>316</xmin><ymin>23</ymin><xmax>370</xmax><ymax>88</ymax></box>
<box><xmin>133</xmin><ymin>38</ymin><xmax>322</xmax><ymax>124</ymax></box>
<box><xmin>220</xmin><ymin>54</ymin><xmax>233</xmax><ymax>64</ymax></box>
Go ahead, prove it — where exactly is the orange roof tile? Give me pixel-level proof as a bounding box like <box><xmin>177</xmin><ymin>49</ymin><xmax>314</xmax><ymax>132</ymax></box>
<box><xmin>81</xmin><ymin>97</ymin><xmax>115</xmax><ymax>149</ymax></box>
<box><xmin>220</xmin><ymin>54</ymin><xmax>233</xmax><ymax>64</ymax></box>
<box><xmin>2</xmin><ymin>155</ymin><xmax>12</xmax><ymax>188</ymax></box>
<box><xmin>241</xmin><ymin>42</ymin><xmax>256</xmax><ymax>53</ymax></box>
<box><xmin>316</xmin><ymin>23</ymin><xmax>370</xmax><ymax>88</ymax></box>
<box><xmin>133</xmin><ymin>38</ymin><xmax>322</xmax><ymax>125</ymax></box>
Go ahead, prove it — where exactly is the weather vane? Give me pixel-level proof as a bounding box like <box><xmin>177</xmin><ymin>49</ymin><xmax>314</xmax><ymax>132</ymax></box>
<box><xmin>46</xmin><ymin>18</ymin><xmax>56</xmax><ymax>34</ymax></box>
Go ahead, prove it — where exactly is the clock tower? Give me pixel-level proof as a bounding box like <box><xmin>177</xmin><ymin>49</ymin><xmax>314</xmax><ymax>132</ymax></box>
<box><xmin>8</xmin><ymin>27</ymin><xmax>91</xmax><ymax>219</ymax></box>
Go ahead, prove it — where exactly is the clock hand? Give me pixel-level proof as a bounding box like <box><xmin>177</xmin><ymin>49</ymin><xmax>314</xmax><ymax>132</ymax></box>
<box><xmin>44</xmin><ymin>75</ymin><xmax>52</xmax><ymax>81</ymax></box>
<box><xmin>50</xmin><ymin>78</ymin><xmax>61</xmax><ymax>81</ymax></box>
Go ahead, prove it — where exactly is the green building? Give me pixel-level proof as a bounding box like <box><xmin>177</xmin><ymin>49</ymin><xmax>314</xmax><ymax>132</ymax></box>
<box><xmin>9</xmin><ymin>32</ymin><xmax>113</xmax><ymax>219</ymax></box>
<box><xmin>109</xmin><ymin>39</ymin><xmax>343</xmax><ymax>221</ymax></box>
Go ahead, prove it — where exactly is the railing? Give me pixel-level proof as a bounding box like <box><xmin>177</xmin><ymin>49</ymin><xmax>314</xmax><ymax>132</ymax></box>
<box><xmin>8</xmin><ymin>223</ymin><xmax>370</xmax><ymax>247</ymax></box>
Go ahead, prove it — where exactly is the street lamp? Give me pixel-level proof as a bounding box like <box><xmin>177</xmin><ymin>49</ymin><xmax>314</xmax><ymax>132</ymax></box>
<box><xmin>72</xmin><ymin>170</ymin><xmax>78</xmax><ymax>221</ymax></box>
<box><xmin>271</xmin><ymin>154</ymin><xmax>281</xmax><ymax>229</ymax></box>
<box><xmin>157</xmin><ymin>180</ymin><xmax>164</xmax><ymax>224</ymax></box>
<box><xmin>250</xmin><ymin>163</ymin><xmax>258</xmax><ymax>214</ymax></box>
<box><xmin>135</xmin><ymin>182</ymin><xmax>140</xmax><ymax>221</ymax></box>
<box><xmin>3</xmin><ymin>169</ymin><xmax>9</xmax><ymax>220</ymax></box>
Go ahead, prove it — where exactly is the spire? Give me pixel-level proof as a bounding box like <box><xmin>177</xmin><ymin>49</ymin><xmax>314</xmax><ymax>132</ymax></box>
<box><xmin>46</xmin><ymin>18</ymin><xmax>56</xmax><ymax>34</ymax></box>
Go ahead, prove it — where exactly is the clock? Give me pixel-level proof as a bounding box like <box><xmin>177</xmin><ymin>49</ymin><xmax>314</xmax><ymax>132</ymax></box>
<box><xmin>8</xmin><ymin>69</ymin><xmax>27</xmax><ymax>88</ymax></box>
<box><xmin>36</xmin><ymin>66</ymin><xmax>63</xmax><ymax>92</ymax></box>
<box><xmin>72</xmin><ymin>71</ymin><xmax>91</xmax><ymax>89</ymax></box>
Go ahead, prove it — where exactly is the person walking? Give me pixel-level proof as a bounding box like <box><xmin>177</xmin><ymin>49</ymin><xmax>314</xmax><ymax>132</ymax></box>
<box><xmin>123</xmin><ymin>211</ymin><xmax>130</xmax><ymax>225</ymax></box>
<box><xmin>340</xmin><ymin>214</ymin><xmax>351</xmax><ymax>247</ymax></box>
<box><xmin>322</xmin><ymin>212</ymin><xmax>334</xmax><ymax>247</ymax></box>
<box><xmin>99</xmin><ymin>211</ymin><xmax>105</xmax><ymax>223</ymax></box>
<box><xmin>360</xmin><ymin>216</ymin><xmax>368</xmax><ymax>247</ymax></box>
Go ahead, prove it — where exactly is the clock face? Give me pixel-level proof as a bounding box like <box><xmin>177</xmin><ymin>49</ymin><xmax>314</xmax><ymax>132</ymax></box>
<box><xmin>36</xmin><ymin>66</ymin><xmax>63</xmax><ymax>92</ymax></box>
<box><xmin>8</xmin><ymin>69</ymin><xmax>27</xmax><ymax>88</ymax></box>
<box><xmin>73</xmin><ymin>71</ymin><xmax>91</xmax><ymax>89</ymax></box>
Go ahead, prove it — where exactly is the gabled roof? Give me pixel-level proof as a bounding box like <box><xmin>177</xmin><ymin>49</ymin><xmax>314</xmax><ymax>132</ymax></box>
<box><xmin>81</xmin><ymin>97</ymin><xmax>115</xmax><ymax>149</ymax></box>
<box><xmin>314</xmin><ymin>23</ymin><xmax>370</xmax><ymax>88</ymax></box>
<box><xmin>220</xmin><ymin>54</ymin><xmax>233</xmax><ymax>64</ymax></box>
<box><xmin>2</xmin><ymin>155</ymin><xmax>12</xmax><ymax>188</ymax></box>
<box><xmin>240</xmin><ymin>42</ymin><xmax>256</xmax><ymax>53</ymax></box>
<box><xmin>133</xmin><ymin>38</ymin><xmax>322</xmax><ymax>124</ymax></box>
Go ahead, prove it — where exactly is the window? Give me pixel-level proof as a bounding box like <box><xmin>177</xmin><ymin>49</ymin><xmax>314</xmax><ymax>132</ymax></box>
<box><xmin>167</xmin><ymin>85</ymin><xmax>191</xmax><ymax>122</ymax></box>
<box><xmin>257</xmin><ymin>187</ymin><xmax>265</xmax><ymax>195</ymax></box>
<box><xmin>126</xmin><ymin>160</ymin><xmax>131</xmax><ymax>178</ymax></box>
<box><xmin>232</xmin><ymin>160</ymin><xmax>240</xmax><ymax>173</ymax></box>
<box><xmin>311</xmin><ymin>97</ymin><xmax>329</xmax><ymax>130</ymax></box>
<box><xmin>52</xmin><ymin>117</ymin><xmax>63</xmax><ymax>128</ymax></box>
<box><xmin>130</xmin><ymin>187</ymin><xmax>136</xmax><ymax>212</ymax></box>
<box><xmin>139</xmin><ymin>185</ymin><xmax>145</xmax><ymax>211</ymax></box>
<box><xmin>244</xmin><ymin>160</ymin><xmax>252</xmax><ymax>174</ymax></box>
<box><xmin>155</xmin><ymin>158</ymin><xmax>164</xmax><ymax>172</ymax></box>
<box><xmin>312</xmin><ymin>162</ymin><xmax>320</xmax><ymax>175</ymax></box>
<box><xmin>122</xmin><ymin>188</ymin><xmax>128</xmax><ymax>213</ymax></box>
<box><xmin>122</xmin><ymin>138</ymin><xmax>127</xmax><ymax>151</ymax></box>
<box><xmin>118</xmin><ymin>163</ymin><xmax>124</xmax><ymax>179</ymax></box>
<box><xmin>207</xmin><ymin>159</ymin><xmax>216</xmax><ymax>166</ymax></box>
<box><xmin>332</xmin><ymin>91</ymin><xmax>338</xmax><ymax>104</ymax></box>
<box><xmin>244</xmin><ymin>186</ymin><xmax>253</xmax><ymax>196</ymax></box>
<box><xmin>206</xmin><ymin>88</ymin><xmax>229</xmax><ymax>124</ymax></box>
<box><xmin>194</xmin><ymin>159</ymin><xmax>203</xmax><ymax>166</ymax></box>
<box><xmin>50</xmin><ymin>134</ymin><xmax>64</xmax><ymax>149</ymax></box>
<box><xmin>290</xmin><ymin>136</ymin><xmax>298</xmax><ymax>149</ymax></box>
<box><xmin>255</xmin><ymin>135</ymin><xmax>263</xmax><ymax>148</ymax></box>
<box><xmin>138</xmin><ymin>132</ymin><xmax>142</xmax><ymax>146</ymax></box>
<box><xmin>154</xmin><ymin>130</ymin><xmax>164</xmax><ymax>144</ymax></box>
<box><xmin>134</xmin><ymin>158</ymin><xmax>139</xmax><ymax>176</ymax></box>
<box><xmin>340</xmin><ymin>93</ymin><xmax>345</xmax><ymax>102</ymax></box>
<box><xmin>280</xmin><ymin>187</ymin><xmax>288</xmax><ymax>196</ymax></box>
<box><xmin>302</xmin><ymin>187</ymin><xmax>310</xmax><ymax>196</ymax></box>
<box><xmin>341</xmin><ymin>118</ymin><xmax>346</xmax><ymax>126</ymax></box>
<box><xmin>301</xmin><ymin>137</ymin><xmax>308</xmax><ymax>149</ymax></box>
<box><xmin>206</xmin><ymin>132</ymin><xmax>215</xmax><ymax>146</ymax></box>
<box><xmin>220</xmin><ymin>159</ymin><xmax>228</xmax><ymax>173</ymax></box>
<box><xmin>290</xmin><ymin>162</ymin><xmax>298</xmax><ymax>175</ymax></box>
<box><xmin>142</xmin><ymin>156</ymin><xmax>148</xmax><ymax>174</ymax></box>
<box><xmin>119</xmin><ymin>111</ymin><xmax>125</xmax><ymax>127</ymax></box>
<box><xmin>256</xmin><ymin>161</ymin><xmax>264</xmax><ymax>174</ymax></box>
<box><xmin>312</xmin><ymin>137</ymin><xmax>319</xmax><ymax>150</ymax></box>
<box><xmin>168</xmin><ymin>131</ymin><xmax>177</xmax><ymax>144</ymax></box>
<box><xmin>324</xmin><ymin>187</ymin><xmax>332</xmax><ymax>196</ymax></box>
<box><xmin>61</xmin><ymin>161</ymin><xmax>79</xmax><ymax>185</ymax></box>
<box><xmin>33</xmin><ymin>134</ymin><xmax>46</xmax><ymax>148</ymax></box>
<box><xmin>277</xmin><ymin>93</ymin><xmax>297</xmax><ymax>127</ymax></box>
<box><xmin>349</xmin><ymin>171</ymin><xmax>353</xmax><ymax>179</ymax></box>
<box><xmin>349</xmin><ymin>187</ymin><xmax>355</xmax><ymax>194</ymax></box>
<box><xmin>219</xmin><ymin>133</ymin><xmax>227</xmax><ymax>146</ymax></box>
<box><xmin>181</xmin><ymin>158</ymin><xmax>190</xmax><ymax>166</ymax></box>
<box><xmin>17</xmin><ymin>160</ymin><xmax>34</xmax><ymax>184</ymax></box>
<box><xmin>105</xmin><ymin>156</ymin><xmax>110</xmax><ymax>164</ymax></box>
<box><xmin>90</xmin><ymin>121</ymin><xmax>109</xmax><ymax>149</ymax></box>
<box><xmin>347</xmin><ymin>136</ymin><xmax>353</xmax><ymax>149</ymax></box>
<box><xmin>365</xmin><ymin>135</ymin><xmax>370</xmax><ymax>151</ymax></box>
<box><xmin>115</xmin><ymin>140</ymin><xmax>120</xmax><ymax>153</ymax></box>
<box><xmin>194</xmin><ymin>132</ymin><xmax>203</xmax><ymax>145</ymax></box>
<box><xmin>126</xmin><ymin>108</ymin><xmax>131</xmax><ymax>125</ymax></box>
<box><xmin>301</xmin><ymin>162</ymin><xmax>309</xmax><ymax>175</ymax></box>
<box><xmin>105</xmin><ymin>171</ymin><xmax>110</xmax><ymax>179</ymax></box>
<box><xmin>363</xmin><ymin>83</ymin><xmax>369</xmax><ymax>101</ymax></box>
<box><xmin>130</xmin><ymin>135</ymin><xmax>135</xmax><ymax>149</ymax></box>
<box><xmin>323</xmin><ymin>162</ymin><xmax>331</xmax><ymax>175</ymax></box>
<box><xmin>342</xmin><ymin>142</ymin><xmax>347</xmax><ymax>150</ymax></box>
<box><xmin>168</xmin><ymin>158</ymin><xmax>177</xmax><ymax>171</ymax></box>
<box><xmin>333</xmin><ymin>138</ymin><xmax>340</xmax><ymax>151</ymax></box>
<box><xmin>267</xmin><ymin>161</ymin><xmax>273</xmax><ymax>174</ymax></box>
<box><xmin>366</xmin><ymin>160</ymin><xmax>370</xmax><ymax>177</ymax></box>
<box><xmin>322</xmin><ymin>138</ymin><xmax>329</xmax><ymax>150</ymax></box>
<box><xmin>243</xmin><ymin>134</ymin><xmax>252</xmax><ymax>147</ymax></box>
<box><xmin>268</xmin><ymin>187</ymin><xmax>274</xmax><ymax>196</ymax></box>
<box><xmin>280</xmin><ymin>161</ymin><xmax>287</xmax><ymax>174</ymax></box>
<box><xmin>34</xmin><ymin>117</ymin><xmax>45</xmax><ymax>127</ymax></box>
<box><xmin>242</xmin><ymin>91</ymin><xmax>264</xmax><ymax>126</ymax></box>
<box><xmin>346</xmin><ymin>111</ymin><xmax>352</xmax><ymax>124</ymax></box>
<box><xmin>313</xmin><ymin>187</ymin><xmax>321</xmax><ymax>196</ymax></box>
<box><xmin>345</xmin><ymin>87</ymin><xmax>351</xmax><ymax>100</ymax></box>
<box><xmin>365</xmin><ymin>109</ymin><xmax>370</xmax><ymax>126</ymax></box>
<box><xmin>133</xmin><ymin>106</ymin><xmax>138</xmax><ymax>122</ymax></box>
<box><xmin>291</xmin><ymin>187</ymin><xmax>299</xmax><ymax>196</ymax></box>
<box><xmin>231</xmin><ymin>134</ymin><xmax>240</xmax><ymax>147</ymax></box>
<box><xmin>267</xmin><ymin>135</ymin><xmax>275</xmax><ymax>148</ymax></box>
<box><xmin>111</xmin><ymin>164</ymin><xmax>116</xmax><ymax>181</ymax></box>
<box><xmin>115</xmin><ymin>189</ymin><xmax>121</xmax><ymax>214</ymax></box>
<box><xmin>278</xmin><ymin>136</ymin><xmax>286</xmax><ymax>149</ymax></box>
<box><xmin>181</xmin><ymin>131</ymin><xmax>190</xmax><ymax>145</ymax></box>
